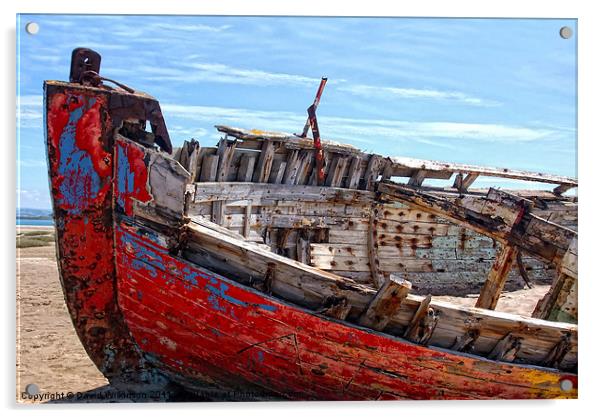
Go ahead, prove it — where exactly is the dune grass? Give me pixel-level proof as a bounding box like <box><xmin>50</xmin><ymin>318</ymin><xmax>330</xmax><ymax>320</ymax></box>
<box><xmin>17</xmin><ymin>230</ymin><xmax>55</xmax><ymax>248</ymax></box>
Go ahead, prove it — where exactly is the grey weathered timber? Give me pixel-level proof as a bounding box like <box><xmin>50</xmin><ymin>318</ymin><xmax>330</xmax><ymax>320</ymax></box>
<box><xmin>346</xmin><ymin>156</ymin><xmax>362</xmax><ymax>189</ymax></box>
<box><xmin>253</xmin><ymin>140</ymin><xmax>275</xmax><ymax>183</ymax></box>
<box><xmin>237</xmin><ymin>154</ymin><xmax>256</xmax><ymax>182</ymax></box>
<box><xmin>378</xmin><ymin>181</ymin><xmax>577</xmax><ymax>269</ymax></box>
<box><xmin>199</xmin><ymin>154</ymin><xmax>219</xmax><ymax>182</ymax></box>
<box><xmin>408</xmin><ymin>170</ymin><xmax>428</xmax><ymax>187</ymax></box>
<box><xmin>216</xmin><ymin>139</ymin><xmax>238</xmax><ymax>182</ymax></box>
<box><xmin>475</xmin><ymin>245</ymin><xmax>518</xmax><ymax>310</ymax></box>
<box><xmin>363</xmin><ymin>155</ymin><xmax>382</xmax><ymax>191</ymax></box>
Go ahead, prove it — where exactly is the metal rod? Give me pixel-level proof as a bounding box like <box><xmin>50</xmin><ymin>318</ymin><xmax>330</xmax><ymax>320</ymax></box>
<box><xmin>300</xmin><ymin>77</ymin><xmax>327</xmax><ymax>138</ymax></box>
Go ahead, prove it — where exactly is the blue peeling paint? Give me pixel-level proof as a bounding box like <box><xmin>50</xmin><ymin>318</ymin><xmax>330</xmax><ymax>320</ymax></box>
<box><xmin>57</xmin><ymin>97</ymin><xmax>102</xmax><ymax>215</ymax></box>
<box><xmin>182</xmin><ymin>266</ymin><xmax>200</xmax><ymax>288</ymax></box>
<box><xmin>116</xmin><ymin>144</ymin><xmax>135</xmax><ymax>209</ymax></box>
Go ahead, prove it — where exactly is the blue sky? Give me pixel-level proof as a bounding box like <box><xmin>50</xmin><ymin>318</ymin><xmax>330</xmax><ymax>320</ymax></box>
<box><xmin>16</xmin><ymin>15</ymin><xmax>577</xmax><ymax>210</ymax></box>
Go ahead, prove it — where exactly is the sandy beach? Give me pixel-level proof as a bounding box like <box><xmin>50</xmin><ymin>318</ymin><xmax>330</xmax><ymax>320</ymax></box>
<box><xmin>16</xmin><ymin>227</ymin><xmax>550</xmax><ymax>403</ymax></box>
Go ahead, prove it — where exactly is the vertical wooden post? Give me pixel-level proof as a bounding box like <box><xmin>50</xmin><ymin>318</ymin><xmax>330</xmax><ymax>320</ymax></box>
<box><xmin>475</xmin><ymin>245</ymin><xmax>517</xmax><ymax>310</ymax></box>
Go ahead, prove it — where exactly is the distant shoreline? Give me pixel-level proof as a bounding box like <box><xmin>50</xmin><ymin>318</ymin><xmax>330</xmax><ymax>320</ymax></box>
<box><xmin>17</xmin><ymin>225</ymin><xmax>54</xmax><ymax>229</ymax></box>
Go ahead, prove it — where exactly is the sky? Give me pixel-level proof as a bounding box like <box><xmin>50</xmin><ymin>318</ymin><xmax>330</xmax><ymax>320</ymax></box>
<box><xmin>16</xmin><ymin>15</ymin><xmax>577</xmax><ymax>210</ymax></box>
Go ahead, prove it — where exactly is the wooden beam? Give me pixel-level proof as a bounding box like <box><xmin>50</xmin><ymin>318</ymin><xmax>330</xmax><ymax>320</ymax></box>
<box><xmin>404</xmin><ymin>295</ymin><xmax>432</xmax><ymax>340</ymax></box>
<box><xmin>462</xmin><ymin>173</ymin><xmax>479</xmax><ymax>190</ymax></box>
<box><xmin>269</xmin><ymin>161</ymin><xmax>287</xmax><ymax>184</ymax></box>
<box><xmin>346</xmin><ymin>156</ymin><xmax>362</xmax><ymax>189</ymax></box>
<box><xmin>367</xmin><ymin>204</ymin><xmax>385</xmax><ymax>287</ymax></box>
<box><xmin>217</xmin><ymin>140</ymin><xmax>238</xmax><ymax>182</ymax></box>
<box><xmin>363</xmin><ymin>155</ymin><xmax>382</xmax><ymax>191</ymax></box>
<box><xmin>243</xmin><ymin>203</ymin><xmax>252</xmax><ymax>239</ymax></box>
<box><xmin>553</xmin><ymin>184</ymin><xmax>575</xmax><ymax>195</ymax></box>
<box><xmin>325</xmin><ymin>156</ymin><xmax>347</xmax><ymax>187</ymax></box>
<box><xmin>488</xmin><ymin>333</ymin><xmax>522</xmax><ymax>362</ymax></box>
<box><xmin>199</xmin><ymin>154</ymin><xmax>219</xmax><ymax>182</ymax></box>
<box><xmin>253</xmin><ymin>140</ymin><xmax>275</xmax><ymax>183</ymax></box>
<box><xmin>358</xmin><ymin>275</ymin><xmax>412</xmax><ymax>331</ymax></box>
<box><xmin>237</xmin><ymin>154</ymin><xmax>256</xmax><ymax>182</ymax></box>
<box><xmin>408</xmin><ymin>169</ymin><xmax>428</xmax><ymax>187</ymax></box>
<box><xmin>475</xmin><ymin>245</ymin><xmax>518</xmax><ymax>310</ymax></box>
<box><xmin>283</xmin><ymin>150</ymin><xmax>301</xmax><ymax>185</ymax></box>
<box><xmin>211</xmin><ymin>200</ymin><xmax>224</xmax><ymax>225</ymax></box>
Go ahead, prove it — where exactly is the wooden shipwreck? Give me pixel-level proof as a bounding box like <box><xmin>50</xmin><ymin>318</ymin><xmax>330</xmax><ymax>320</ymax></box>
<box><xmin>44</xmin><ymin>48</ymin><xmax>578</xmax><ymax>400</ymax></box>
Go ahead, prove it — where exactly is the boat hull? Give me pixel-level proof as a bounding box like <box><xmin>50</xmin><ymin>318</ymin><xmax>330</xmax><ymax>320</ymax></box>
<box><xmin>114</xmin><ymin>219</ymin><xmax>576</xmax><ymax>400</ymax></box>
<box><xmin>44</xmin><ymin>80</ymin><xmax>578</xmax><ymax>401</ymax></box>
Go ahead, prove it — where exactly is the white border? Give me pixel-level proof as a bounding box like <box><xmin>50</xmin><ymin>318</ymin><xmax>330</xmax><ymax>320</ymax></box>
<box><xmin>3</xmin><ymin>1</ymin><xmax>600</xmax><ymax>417</ymax></box>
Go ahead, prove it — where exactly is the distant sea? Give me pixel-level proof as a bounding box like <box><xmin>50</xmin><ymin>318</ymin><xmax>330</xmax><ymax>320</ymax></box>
<box><xmin>17</xmin><ymin>218</ymin><xmax>53</xmax><ymax>226</ymax></box>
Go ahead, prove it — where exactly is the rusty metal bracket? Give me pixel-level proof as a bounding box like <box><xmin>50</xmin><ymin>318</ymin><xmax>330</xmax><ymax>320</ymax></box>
<box><xmin>68</xmin><ymin>48</ymin><xmax>172</xmax><ymax>154</ymax></box>
<box><xmin>69</xmin><ymin>48</ymin><xmax>102</xmax><ymax>85</ymax></box>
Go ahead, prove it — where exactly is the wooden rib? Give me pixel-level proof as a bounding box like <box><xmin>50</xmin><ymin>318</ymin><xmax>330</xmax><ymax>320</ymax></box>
<box><xmin>404</xmin><ymin>295</ymin><xmax>432</xmax><ymax>341</ymax></box>
<box><xmin>358</xmin><ymin>275</ymin><xmax>412</xmax><ymax>331</ymax></box>
<box><xmin>253</xmin><ymin>140</ymin><xmax>275</xmax><ymax>183</ymax></box>
<box><xmin>217</xmin><ymin>140</ymin><xmax>238</xmax><ymax>183</ymax></box>
<box><xmin>325</xmin><ymin>156</ymin><xmax>347</xmax><ymax>187</ymax></box>
<box><xmin>346</xmin><ymin>156</ymin><xmax>362</xmax><ymax>189</ymax></box>
<box><xmin>475</xmin><ymin>245</ymin><xmax>517</xmax><ymax>310</ymax></box>
<box><xmin>363</xmin><ymin>155</ymin><xmax>382</xmax><ymax>191</ymax></box>
<box><xmin>408</xmin><ymin>170</ymin><xmax>428</xmax><ymax>187</ymax></box>
<box><xmin>283</xmin><ymin>150</ymin><xmax>301</xmax><ymax>185</ymax></box>
<box><xmin>243</xmin><ymin>203</ymin><xmax>252</xmax><ymax>239</ymax></box>
<box><xmin>367</xmin><ymin>204</ymin><xmax>385</xmax><ymax>287</ymax></box>
<box><xmin>237</xmin><ymin>154</ymin><xmax>256</xmax><ymax>182</ymax></box>
<box><xmin>199</xmin><ymin>154</ymin><xmax>219</xmax><ymax>182</ymax></box>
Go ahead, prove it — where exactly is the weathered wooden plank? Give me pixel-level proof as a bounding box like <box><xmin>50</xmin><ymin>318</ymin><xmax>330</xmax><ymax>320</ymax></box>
<box><xmin>378</xmin><ymin>181</ymin><xmax>577</xmax><ymax>268</ymax></box>
<box><xmin>236</xmin><ymin>154</ymin><xmax>256</xmax><ymax>182</ymax></box>
<box><xmin>199</xmin><ymin>154</ymin><xmax>219</xmax><ymax>182</ymax></box>
<box><xmin>177</xmin><ymin>139</ymin><xmax>201</xmax><ymax>180</ymax></box>
<box><xmin>367</xmin><ymin>204</ymin><xmax>385</xmax><ymax>287</ymax></box>
<box><xmin>363</xmin><ymin>155</ymin><xmax>382</xmax><ymax>191</ymax></box>
<box><xmin>211</xmin><ymin>200</ymin><xmax>225</xmax><ymax>225</ymax></box>
<box><xmin>295</xmin><ymin>151</ymin><xmax>314</xmax><ymax>185</ymax></box>
<box><xmin>269</xmin><ymin>161</ymin><xmax>287</xmax><ymax>184</ymax></box>
<box><xmin>243</xmin><ymin>203</ymin><xmax>252</xmax><ymax>239</ymax></box>
<box><xmin>475</xmin><ymin>245</ymin><xmax>518</xmax><ymax>310</ymax></box>
<box><xmin>146</xmin><ymin>151</ymin><xmax>192</xmax><ymax>216</ymax></box>
<box><xmin>325</xmin><ymin>156</ymin><xmax>348</xmax><ymax>188</ymax></box>
<box><xmin>408</xmin><ymin>170</ymin><xmax>428</xmax><ymax>187</ymax></box>
<box><xmin>358</xmin><ymin>275</ymin><xmax>412</xmax><ymax>331</ymax></box>
<box><xmin>253</xmin><ymin>140</ymin><xmax>275</xmax><ymax>183</ymax></box>
<box><xmin>390</xmin><ymin>156</ymin><xmax>578</xmax><ymax>187</ymax></box>
<box><xmin>282</xmin><ymin>150</ymin><xmax>301</xmax><ymax>185</ymax></box>
<box><xmin>216</xmin><ymin>139</ymin><xmax>238</xmax><ymax>182</ymax></box>
<box><xmin>346</xmin><ymin>156</ymin><xmax>362</xmax><ymax>189</ymax></box>
<box><xmin>194</xmin><ymin>182</ymin><xmax>375</xmax><ymax>205</ymax></box>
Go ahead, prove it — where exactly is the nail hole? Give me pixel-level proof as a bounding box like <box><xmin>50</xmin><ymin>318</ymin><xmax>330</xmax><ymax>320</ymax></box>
<box><xmin>25</xmin><ymin>22</ymin><xmax>39</xmax><ymax>35</ymax></box>
<box><xmin>559</xmin><ymin>26</ymin><xmax>573</xmax><ymax>39</ymax></box>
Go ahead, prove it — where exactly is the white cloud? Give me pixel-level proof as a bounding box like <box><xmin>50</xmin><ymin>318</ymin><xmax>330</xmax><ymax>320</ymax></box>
<box><xmin>162</xmin><ymin>103</ymin><xmax>566</xmax><ymax>150</ymax></box>
<box><xmin>339</xmin><ymin>84</ymin><xmax>500</xmax><ymax>107</ymax></box>
<box><xmin>147</xmin><ymin>22</ymin><xmax>232</xmax><ymax>33</ymax></box>
<box><xmin>141</xmin><ymin>62</ymin><xmax>320</xmax><ymax>87</ymax></box>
